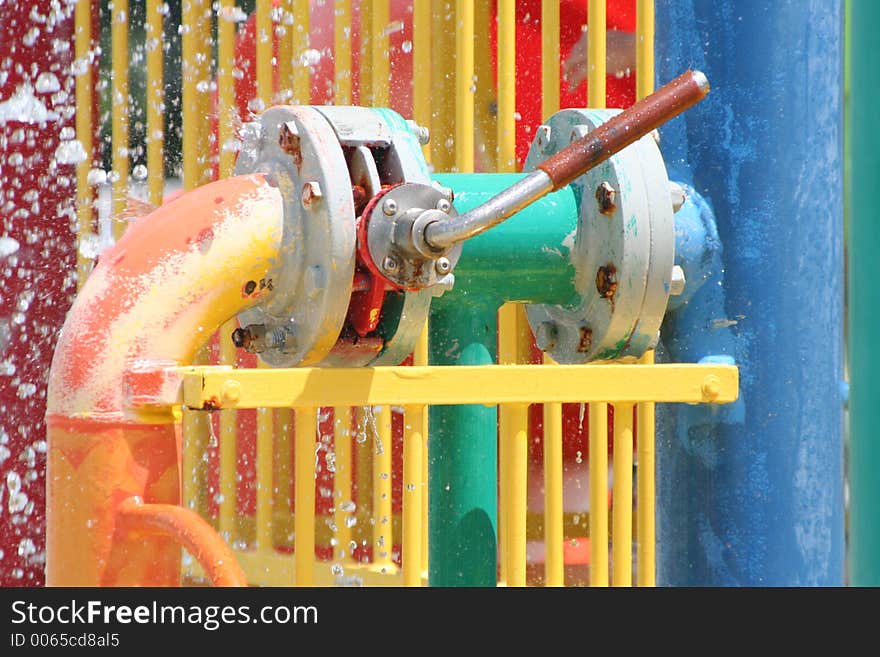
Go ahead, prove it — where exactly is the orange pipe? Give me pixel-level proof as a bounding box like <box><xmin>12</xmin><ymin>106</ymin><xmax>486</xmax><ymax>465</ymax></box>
<box><xmin>46</xmin><ymin>174</ymin><xmax>285</xmax><ymax>586</ymax></box>
<box><xmin>116</xmin><ymin>498</ymin><xmax>247</xmax><ymax>586</ymax></box>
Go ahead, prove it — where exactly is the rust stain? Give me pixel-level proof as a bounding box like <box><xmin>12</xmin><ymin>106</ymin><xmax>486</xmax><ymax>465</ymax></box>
<box><xmin>202</xmin><ymin>396</ymin><xmax>222</xmax><ymax>411</ymax></box>
<box><xmin>577</xmin><ymin>326</ymin><xmax>593</xmax><ymax>353</ymax></box>
<box><xmin>595</xmin><ymin>182</ymin><xmax>617</xmax><ymax>216</ymax></box>
<box><xmin>596</xmin><ymin>263</ymin><xmax>618</xmax><ymax>307</ymax></box>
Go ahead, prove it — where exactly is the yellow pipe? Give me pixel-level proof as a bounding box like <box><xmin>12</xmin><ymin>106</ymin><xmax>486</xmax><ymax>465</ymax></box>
<box><xmin>359</xmin><ymin>0</ymin><xmax>373</xmax><ymax>106</ymax></box>
<box><xmin>473</xmin><ymin>1</ymin><xmax>496</xmax><ymax>172</ymax></box>
<box><xmin>333</xmin><ymin>407</ymin><xmax>352</xmax><ymax>563</ymax></box>
<box><xmin>372</xmin><ymin>405</ymin><xmax>393</xmax><ymax>569</ymax></box>
<box><xmin>612</xmin><ymin>402</ymin><xmax>634</xmax><ymax>587</ymax></box>
<box><xmin>74</xmin><ymin>0</ymin><xmax>93</xmax><ymax>288</ymax></box>
<box><xmin>496</xmin><ymin>0</ymin><xmax>516</xmax><ymax>172</ymax></box>
<box><xmin>256</xmin><ymin>0</ymin><xmax>273</xmax><ymax>109</ymax></box>
<box><xmin>403</xmin><ymin>403</ymin><xmax>424</xmax><ymax>585</ymax></box>
<box><xmin>218</xmin><ymin>0</ymin><xmax>236</xmax><ymax>179</ymax></box>
<box><xmin>454</xmin><ymin>0</ymin><xmax>474</xmax><ymax>173</ymax></box>
<box><xmin>589</xmin><ymin>402</ymin><xmax>609</xmax><ymax>586</ymax></box>
<box><xmin>111</xmin><ymin>0</ymin><xmax>129</xmax><ymax>238</ymax></box>
<box><xmin>183</xmin><ymin>345</ymin><xmax>210</xmax><ymax>538</ymax></box>
<box><xmin>295</xmin><ymin>407</ymin><xmax>317</xmax><ymax>585</ymax></box>
<box><xmin>146</xmin><ymin>0</ymin><xmax>164</xmax><ymax>206</ymax></box>
<box><xmin>543</xmin><ymin>355</ymin><xmax>563</xmax><ymax>586</ymax></box>
<box><xmin>637</xmin><ymin>351</ymin><xmax>656</xmax><ymax>586</ymax></box>
<box><xmin>414</xmin><ymin>324</ymin><xmax>429</xmax><ymax>577</ymax></box>
<box><xmin>334</xmin><ymin>0</ymin><xmax>352</xmax><ymax>104</ymax></box>
<box><xmin>181</xmin><ymin>0</ymin><xmax>200</xmax><ymax>190</ymax></box>
<box><xmin>636</xmin><ymin>0</ymin><xmax>655</xmax><ymax>101</ymax></box>
<box><xmin>588</xmin><ymin>0</ymin><xmax>607</xmax><ymax>107</ymax></box>
<box><xmin>256</xmin><ymin>402</ymin><xmax>274</xmax><ymax>551</ymax></box>
<box><xmin>371</xmin><ymin>0</ymin><xmax>390</xmax><ymax>108</ymax></box>
<box><xmin>541</xmin><ymin>0</ymin><xmax>560</xmax><ymax>119</ymax></box>
<box><xmin>278</xmin><ymin>0</ymin><xmax>293</xmax><ymax>102</ymax></box>
<box><xmin>274</xmin><ymin>408</ymin><xmax>292</xmax><ymax>546</ymax></box>
<box><xmin>293</xmin><ymin>0</ymin><xmax>310</xmax><ymax>103</ymax></box>
<box><xmin>196</xmin><ymin>5</ymin><xmax>212</xmax><ymax>183</ymax></box>
<box><xmin>413</xmin><ymin>0</ymin><xmax>431</xmax><ymax>162</ymax></box>
<box><xmin>355</xmin><ymin>405</ymin><xmax>373</xmax><ymax>554</ymax></box>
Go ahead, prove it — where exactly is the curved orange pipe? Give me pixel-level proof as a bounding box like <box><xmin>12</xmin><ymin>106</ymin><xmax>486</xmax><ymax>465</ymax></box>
<box><xmin>46</xmin><ymin>174</ymin><xmax>284</xmax><ymax>586</ymax></box>
<box><xmin>116</xmin><ymin>498</ymin><xmax>247</xmax><ymax>586</ymax></box>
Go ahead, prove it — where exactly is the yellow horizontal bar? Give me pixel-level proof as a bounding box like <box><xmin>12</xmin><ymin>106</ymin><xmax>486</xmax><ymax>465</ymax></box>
<box><xmin>181</xmin><ymin>364</ymin><xmax>738</xmax><ymax>409</ymax></box>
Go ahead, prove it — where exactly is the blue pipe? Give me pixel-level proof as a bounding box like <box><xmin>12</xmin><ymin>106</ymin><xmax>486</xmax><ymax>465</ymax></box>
<box><xmin>655</xmin><ymin>0</ymin><xmax>845</xmax><ymax>585</ymax></box>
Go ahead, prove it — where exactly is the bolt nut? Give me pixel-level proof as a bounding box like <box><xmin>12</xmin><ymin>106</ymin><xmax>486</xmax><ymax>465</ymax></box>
<box><xmin>406</xmin><ymin>119</ymin><xmax>431</xmax><ymax>145</ymax></box>
<box><xmin>279</xmin><ymin>120</ymin><xmax>299</xmax><ymax>153</ymax></box>
<box><xmin>701</xmin><ymin>375</ymin><xmax>721</xmax><ymax>402</ymax></box>
<box><xmin>596</xmin><ymin>263</ymin><xmax>618</xmax><ymax>300</ymax></box>
<box><xmin>431</xmin><ymin>180</ymin><xmax>454</xmax><ymax>201</ymax></box>
<box><xmin>220</xmin><ymin>380</ymin><xmax>242</xmax><ymax>404</ymax></box>
<box><xmin>670</xmin><ymin>265</ymin><xmax>686</xmax><ymax>296</ymax></box>
<box><xmin>382</xmin><ymin>255</ymin><xmax>399</xmax><ymax>273</ymax></box>
<box><xmin>596</xmin><ymin>181</ymin><xmax>617</xmax><ymax>216</ymax></box>
<box><xmin>435</xmin><ymin>257</ymin><xmax>451</xmax><ymax>274</ymax></box>
<box><xmin>301</xmin><ymin>181</ymin><xmax>322</xmax><ymax>206</ymax></box>
<box><xmin>534</xmin><ymin>321</ymin><xmax>559</xmax><ymax>352</ymax></box>
<box><xmin>535</xmin><ymin>124</ymin><xmax>553</xmax><ymax>153</ymax></box>
<box><xmin>382</xmin><ymin>198</ymin><xmax>398</xmax><ymax>216</ymax></box>
<box><xmin>570</xmin><ymin>124</ymin><xmax>589</xmax><ymax>143</ymax></box>
<box><xmin>669</xmin><ymin>181</ymin><xmax>686</xmax><ymax>213</ymax></box>
<box><xmin>436</xmin><ymin>198</ymin><xmax>452</xmax><ymax>213</ymax></box>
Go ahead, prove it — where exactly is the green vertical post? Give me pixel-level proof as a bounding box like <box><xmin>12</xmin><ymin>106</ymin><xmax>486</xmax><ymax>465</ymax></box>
<box><xmin>848</xmin><ymin>0</ymin><xmax>880</xmax><ymax>585</ymax></box>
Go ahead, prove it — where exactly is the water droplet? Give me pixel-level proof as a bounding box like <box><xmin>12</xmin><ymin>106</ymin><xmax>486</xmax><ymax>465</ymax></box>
<box><xmin>87</xmin><ymin>168</ymin><xmax>107</xmax><ymax>186</ymax></box>
<box><xmin>132</xmin><ymin>164</ymin><xmax>148</xmax><ymax>181</ymax></box>
<box><xmin>405</xmin><ymin>484</ymin><xmax>416</xmax><ymax>492</ymax></box>
<box><xmin>34</xmin><ymin>72</ymin><xmax>60</xmax><ymax>94</ymax></box>
<box><xmin>299</xmin><ymin>48</ymin><xmax>321</xmax><ymax>66</ymax></box>
<box><xmin>345</xmin><ymin>516</ymin><xmax>357</xmax><ymax>528</ymax></box>
<box><xmin>401</xmin><ymin>40</ymin><xmax>413</xmax><ymax>54</ymax></box>
<box><xmin>17</xmin><ymin>538</ymin><xmax>35</xmax><ymax>557</ymax></box>
<box><xmin>330</xmin><ymin>563</ymin><xmax>344</xmax><ymax>576</ymax></box>
<box><xmin>340</xmin><ymin>500</ymin><xmax>356</xmax><ymax>513</ymax></box>
<box><xmin>54</xmin><ymin>140</ymin><xmax>88</xmax><ymax>165</ymax></box>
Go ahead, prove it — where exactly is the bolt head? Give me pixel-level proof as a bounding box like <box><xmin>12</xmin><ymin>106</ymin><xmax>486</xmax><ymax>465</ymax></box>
<box><xmin>670</xmin><ymin>265</ymin><xmax>686</xmax><ymax>296</ymax></box>
<box><xmin>382</xmin><ymin>198</ymin><xmax>398</xmax><ymax>216</ymax></box>
<box><xmin>595</xmin><ymin>182</ymin><xmax>617</xmax><ymax>216</ymax></box>
<box><xmin>536</xmin><ymin>125</ymin><xmax>553</xmax><ymax>153</ymax></box>
<box><xmin>534</xmin><ymin>321</ymin><xmax>559</xmax><ymax>352</ymax></box>
<box><xmin>301</xmin><ymin>181</ymin><xmax>322</xmax><ymax>206</ymax></box>
<box><xmin>382</xmin><ymin>255</ymin><xmax>398</xmax><ymax>273</ymax></box>
<box><xmin>436</xmin><ymin>198</ymin><xmax>452</xmax><ymax>213</ymax></box>
<box><xmin>435</xmin><ymin>257</ymin><xmax>451</xmax><ymax>274</ymax></box>
<box><xmin>669</xmin><ymin>182</ymin><xmax>686</xmax><ymax>213</ymax></box>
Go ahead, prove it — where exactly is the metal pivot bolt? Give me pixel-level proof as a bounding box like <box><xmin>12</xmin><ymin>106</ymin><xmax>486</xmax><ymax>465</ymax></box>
<box><xmin>383</xmin><ymin>256</ymin><xmax>399</xmax><ymax>273</ymax></box>
<box><xmin>301</xmin><ymin>181</ymin><xmax>322</xmax><ymax>206</ymax></box>
<box><xmin>435</xmin><ymin>257</ymin><xmax>451</xmax><ymax>274</ymax></box>
<box><xmin>596</xmin><ymin>181</ymin><xmax>617</xmax><ymax>215</ymax></box>
<box><xmin>670</xmin><ymin>265</ymin><xmax>686</xmax><ymax>295</ymax></box>
<box><xmin>436</xmin><ymin>198</ymin><xmax>452</xmax><ymax>213</ymax></box>
<box><xmin>406</xmin><ymin>119</ymin><xmax>430</xmax><ymax>145</ymax></box>
<box><xmin>383</xmin><ymin>198</ymin><xmax>398</xmax><ymax>216</ymax></box>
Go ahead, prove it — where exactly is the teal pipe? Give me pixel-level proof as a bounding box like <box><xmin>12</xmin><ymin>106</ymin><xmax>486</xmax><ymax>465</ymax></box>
<box><xmin>425</xmin><ymin>173</ymin><xmax>578</xmax><ymax>586</ymax></box>
<box><xmin>848</xmin><ymin>0</ymin><xmax>880</xmax><ymax>585</ymax></box>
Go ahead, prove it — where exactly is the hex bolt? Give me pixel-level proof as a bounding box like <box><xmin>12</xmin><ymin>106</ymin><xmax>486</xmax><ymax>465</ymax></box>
<box><xmin>231</xmin><ymin>324</ymin><xmax>268</xmax><ymax>353</ymax></box>
<box><xmin>670</xmin><ymin>265</ymin><xmax>686</xmax><ymax>296</ymax></box>
<box><xmin>669</xmin><ymin>181</ymin><xmax>686</xmax><ymax>213</ymax></box>
<box><xmin>406</xmin><ymin>119</ymin><xmax>431</xmax><ymax>145</ymax></box>
<box><xmin>534</xmin><ymin>321</ymin><xmax>559</xmax><ymax>352</ymax></box>
<box><xmin>701</xmin><ymin>374</ymin><xmax>721</xmax><ymax>402</ymax></box>
<box><xmin>435</xmin><ymin>257</ymin><xmax>451</xmax><ymax>274</ymax></box>
<box><xmin>535</xmin><ymin>124</ymin><xmax>553</xmax><ymax>153</ymax></box>
<box><xmin>382</xmin><ymin>255</ymin><xmax>399</xmax><ymax>273</ymax></box>
<box><xmin>431</xmin><ymin>180</ymin><xmax>454</xmax><ymax>201</ymax></box>
<box><xmin>596</xmin><ymin>263</ymin><xmax>618</xmax><ymax>300</ymax></box>
<box><xmin>301</xmin><ymin>181</ymin><xmax>322</xmax><ymax>206</ymax></box>
<box><xmin>436</xmin><ymin>198</ymin><xmax>452</xmax><ymax>213</ymax></box>
<box><xmin>382</xmin><ymin>198</ymin><xmax>398</xmax><ymax>216</ymax></box>
<box><xmin>596</xmin><ymin>181</ymin><xmax>617</xmax><ymax>216</ymax></box>
<box><xmin>220</xmin><ymin>380</ymin><xmax>242</xmax><ymax>404</ymax></box>
<box><xmin>279</xmin><ymin>120</ymin><xmax>299</xmax><ymax>154</ymax></box>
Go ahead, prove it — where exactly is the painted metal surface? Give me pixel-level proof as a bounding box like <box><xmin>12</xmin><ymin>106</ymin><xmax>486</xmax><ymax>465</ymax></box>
<box><xmin>655</xmin><ymin>0</ymin><xmax>844</xmax><ymax>585</ymax></box>
<box><xmin>45</xmin><ymin>174</ymin><xmax>283</xmax><ymax>585</ymax></box>
<box><xmin>848</xmin><ymin>0</ymin><xmax>880</xmax><ymax>586</ymax></box>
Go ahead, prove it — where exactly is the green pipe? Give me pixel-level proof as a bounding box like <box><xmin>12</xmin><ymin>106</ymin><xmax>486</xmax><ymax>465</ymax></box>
<box><xmin>426</xmin><ymin>173</ymin><xmax>579</xmax><ymax>586</ymax></box>
<box><xmin>848</xmin><ymin>0</ymin><xmax>880</xmax><ymax>585</ymax></box>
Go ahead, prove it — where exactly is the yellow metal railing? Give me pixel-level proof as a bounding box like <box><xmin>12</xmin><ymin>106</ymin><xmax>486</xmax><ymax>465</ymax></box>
<box><xmin>72</xmin><ymin>1</ymin><xmax>694</xmax><ymax>588</ymax></box>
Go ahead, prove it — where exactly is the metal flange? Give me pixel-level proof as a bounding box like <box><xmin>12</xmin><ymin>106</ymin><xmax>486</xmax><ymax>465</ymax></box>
<box><xmin>523</xmin><ymin>108</ymin><xmax>676</xmax><ymax>362</ymax></box>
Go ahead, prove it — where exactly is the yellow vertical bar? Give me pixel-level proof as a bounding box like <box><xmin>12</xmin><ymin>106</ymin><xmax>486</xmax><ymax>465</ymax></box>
<box><xmin>541</xmin><ymin>0</ymin><xmax>560</xmax><ymax>119</ymax></box>
<box><xmin>412</xmin><ymin>0</ymin><xmax>431</xmax><ymax>162</ymax></box>
<box><xmin>371</xmin><ymin>0</ymin><xmax>389</xmax><ymax>107</ymax></box>
<box><xmin>333</xmin><ymin>407</ymin><xmax>352</xmax><ymax>563</ymax></box>
<box><xmin>637</xmin><ymin>352</ymin><xmax>656</xmax><ymax>586</ymax></box>
<box><xmin>256</xmin><ymin>404</ymin><xmax>274</xmax><ymax>551</ymax></box>
<box><xmin>111</xmin><ymin>0</ymin><xmax>129</xmax><ymax>238</ymax></box>
<box><xmin>413</xmin><ymin>324</ymin><xmax>429</xmax><ymax>578</ymax></box>
<box><xmin>589</xmin><ymin>402</ymin><xmax>609</xmax><ymax>586</ymax></box>
<box><xmin>543</xmin><ymin>355</ymin><xmax>564</xmax><ymax>586</ymax></box>
<box><xmin>278</xmin><ymin>0</ymin><xmax>293</xmax><ymax>102</ymax></box>
<box><xmin>295</xmin><ymin>407</ymin><xmax>317</xmax><ymax>586</ymax></box>
<box><xmin>473</xmin><ymin>1</ymin><xmax>496</xmax><ymax>172</ymax></box>
<box><xmin>355</xmin><ymin>406</ymin><xmax>373</xmax><ymax>549</ymax></box>
<box><xmin>146</xmin><ymin>0</ymin><xmax>164</xmax><ymax>206</ymax></box>
<box><xmin>217</xmin><ymin>322</ymin><xmax>239</xmax><ymax>540</ymax></box>
<box><xmin>612</xmin><ymin>403</ymin><xmax>634</xmax><ymax>587</ymax></box>
<box><xmin>184</xmin><ymin>348</ymin><xmax>211</xmax><ymax>531</ymax></box>
<box><xmin>636</xmin><ymin>0</ymin><xmax>655</xmax><ymax>101</ymax></box>
<box><xmin>181</xmin><ymin>0</ymin><xmax>200</xmax><ymax>190</ymax></box>
<box><xmin>588</xmin><ymin>0</ymin><xmax>606</xmax><ymax>107</ymax></box>
<box><xmin>274</xmin><ymin>408</ymin><xmax>292</xmax><ymax>545</ymax></box>
<box><xmin>403</xmin><ymin>403</ymin><xmax>424</xmax><ymax>586</ymax></box>
<box><xmin>293</xmin><ymin>0</ymin><xmax>310</xmax><ymax>103</ymax></box>
<box><xmin>496</xmin><ymin>0</ymin><xmax>516</xmax><ymax>172</ymax></box>
<box><xmin>196</xmin><ymin>4</ymin><xmax>212</xmax><ymax>182</ymax></box>
<box><xmin>372</xmin><ymin>405</ymin><xmax>393</xmax><ymax>569</ymax></box>
<box><xmin>429</xmin><ymin>4</ymin><xmax>455</xmax><ymax>171</ymax></box>
<box><xmin>217</xmin><ymin>0</ymin><xmax>236</xmax><ymax>178</ymax></box>
<box><xmin>498</xmin><ymin>304</ymin><xmax>530</xmax><ymax>587</ymax></box>
<box><xmin>454</xmin><ymin>0</ymin><xmax>474</xmax><ymax>172</ymax></box>
<box><xmin>256</xmin><ymin>0</ymin><xmax>273</xmax><ymax>109</ymax></box>
<box><xmin>334</xmin><ymin>0</ymin><xmax>352</xmax><ymax>104</ymax></box>
<box><xmin>74</xmin><ymin>0</ymin><xmax>93</xmax><ymax>288</ymax></box>
<box><xmin>359</xmin><ymin>0</ymin><xmax>373</xmax><ymax>105</ymax></box>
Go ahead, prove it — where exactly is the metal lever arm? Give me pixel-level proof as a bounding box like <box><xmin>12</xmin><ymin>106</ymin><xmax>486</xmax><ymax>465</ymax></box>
<box><xmin>420</xmin><ymin>69</ymin><xmax>710</xmax><ymax>252</ymax></box>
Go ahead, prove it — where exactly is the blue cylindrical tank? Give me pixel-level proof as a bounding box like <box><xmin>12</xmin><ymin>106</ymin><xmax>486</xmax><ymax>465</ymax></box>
<box><xmin>655</xmin><ymin>0</ymin><xmax>845</xmax><ymax>585</ymax></box>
